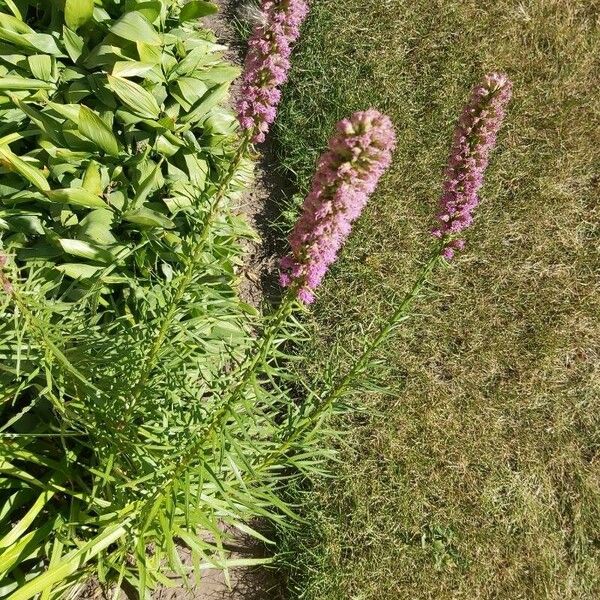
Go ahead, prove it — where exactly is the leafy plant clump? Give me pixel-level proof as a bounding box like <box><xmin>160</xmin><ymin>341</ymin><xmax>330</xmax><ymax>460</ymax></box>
<box><xmin>0</xmin><ymin>0</ymin><xmax>246</xmax><ymax>294</ymax></box>
<box><xmin>0</xmin><ymin>1</ymin><xmax>307</xmax><ymax>597</ymax></box>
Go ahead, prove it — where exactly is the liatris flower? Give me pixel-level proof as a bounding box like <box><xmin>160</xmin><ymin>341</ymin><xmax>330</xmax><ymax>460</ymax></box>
<box><xmin>432</xmin><ymin>72</ymin><xmax>512</xmax><ymax>259</ymax></box>
<box><xmin>237</xmin><ymin>0</ymin><xmax>309</xmax><ymax>143</ymax></box>
<box><xmin>280</xmin><ymin>110</ymin><xmax>396</xmax><ymax>304</ymax></box>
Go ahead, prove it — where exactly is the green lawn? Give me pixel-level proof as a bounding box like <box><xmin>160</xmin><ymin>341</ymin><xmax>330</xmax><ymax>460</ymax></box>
<box><xmin>272</xmin><ymin>1</ymin><xmax>600</xmax><ymax>598</ymax></box>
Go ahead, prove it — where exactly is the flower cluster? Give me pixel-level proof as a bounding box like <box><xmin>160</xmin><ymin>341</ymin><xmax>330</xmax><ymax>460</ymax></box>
<box><xmin>237</xmin><ymin>0</ymin><xmax>309</xmax><ymax>143</ymax></box>
<box><xmin>280</xmin><ymin>110</ymin><xmax>396</xmax><ymax>304</ymax></box>
<box><xmin>432</xmin><ymin>72</ymin><xmax>512</xmax><ymax>259</ymax></box>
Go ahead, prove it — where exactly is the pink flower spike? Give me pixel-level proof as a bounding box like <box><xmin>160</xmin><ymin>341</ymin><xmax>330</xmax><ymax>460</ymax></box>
<box><xmin>433</xmin><ymin>72</ymin><xmax>512</xmax><ymax>255</ymax></box>
<box><xmin>237</xmin><ymin>0</ymin><xmax>309</xmax><ymax>143</ymax></box>
<box><xmin>280</xmin><ymin>110</ymin><xmax>396</xmax><ymax>304</ymax></box>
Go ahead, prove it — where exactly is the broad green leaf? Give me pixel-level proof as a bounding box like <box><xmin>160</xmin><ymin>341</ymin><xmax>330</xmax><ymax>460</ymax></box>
<box><xmin>180</xmin><ymin>1</ymin><xmax>219</xmax><ymax>21</ymax></box>
<box><xmin>82</xmin><ymin>160</ymin><xmax>103</xmax><ymax>195</ymax></box>
<box><xmin>0</xmin><ymin>11</ymin><xmax>32</xmax><ymax>33</ymax></box>
<box><xmin>0</xmin><ymin>76</ymin><xmax>54</xmax><ymax>90</ymax></box>
<box><xmin>136</xmin><ymin>41</ymin><xmax>161</xmax><ymax>64</ymax></box>
<box><xmin>2</xmin><ymin>212</ymin><xmax>44</xmax><ymax>235</ymax></box>
<box><xmin>27</xmin><ymin>55</ymin><xmax>53</xmax><ymax>81</ymax></box>
<box><xmin>123</xmin><ymin>207</ymin><xmax>174</xmax><ymax>229</ymax></box>
<box><xmin>46</xmin><ymin>100</ymin><xmax>81</xmax><ymax>124</ymax></box>
<box><xmin>131</xmin><ymin>161</ymin><xmax>162</xmax><ymax>208</ymax></box>
<box><xmin>110</xmin><ymin>11</ymin><xmax>161</xmax><ymax>45</ymax></box>
<box><xmin>183</xmin><ymin>153</ymin><xmax>207</xmax><ymax>188</ymax></box>
<box><xmin>45</xmin><ymin>188</ymin><xmax>107</xmax><ymax>209</ymax></box>
<box><xmin>180</xmin><ymin>82</ymin><xmax>228</xmax><ymax>124</ymax></box>
<box><xmin>84</xmin><ymin>43</ymin><xmax>131</xmax><ymax>68</ymax></box>
<box><xmin>64</xmin><ymin>0</ymin><xmax>94</xmax><ymax>31</ymax></box>
<box><xmin>56</xmin><ymin>263</ymin><xmax>102</xmax><ymax>279</ymax></box>
<box><xmin>78</xmin><ymin>105</ymin><xmax>119</xmax><ymax>156</ymax></box>
<box><xmin>62</xmin><ymin>26</ymin><xmax>84</xmax><ymax>62</ymax></box>
<box><xmin>107</xmin><ymin>74</ymin><xmax>161</xmax><ymax>119</ymax></box>
<box><xmin>0</xmin><ymin>146</ymin><xmax>49</xmax><ymax>191</ymax></box>
<box><xmin>78</xmin><ymin>208</ymin><xmax>116</xmax><ymax>244</ymax></box>
<box><xmin>0</xmin><ymin>26</ymin><xmax>31</xmax><ymax>49</ymax></box>
<box><xmin>174</xmin><ymin>46</ymin><xmax>215</xmax><ymax>77</ymax></box>
<box><xmin>58</xmin><ymin>239</ymin><xmax>118</xmax><ymax>264</ymax></box>
<box><xmin>131</xmin><ymin>1</ymin><xmax>162</xmax><ymax>22</ymax></box>
<box><xmin>155</xmin><ymin>134</ymin><xmax>180</xmax><ymax>157</ymax></box>
<box><xmin>202</xmin><ymin>65</ymin><xmax>240</xmax><ymax>84</ymax></box>
<box><xmin>112</xmin><ymin>60</ymin><xmax>156</xmax><ymax>78</ymax></box>
<box><xmin>12</xmin><ymin>98</ymin><xmax>65</xmax><ymax>145</ymax></box>
<box><xmin>24</xmin><ymin>33</ymin><xmax>62</xmax><ymax>55</ymax></box>
<box><xmin>172</xmin><ymin>77</ymin><xmax>207</xmax><ymax>110</ymax></box>
<box><xmin>0</xmin><ymin>27</ymin><xmax>62</xmax><ymax>55</ymax></box>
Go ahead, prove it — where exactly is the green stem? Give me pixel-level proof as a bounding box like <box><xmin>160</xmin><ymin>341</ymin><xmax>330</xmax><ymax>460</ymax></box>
<box><xmin>257</xmin><ymin>243</ymin><xmax>444</xmax><ymax>469</ymax></box>
<box><xmin>138</xmin><ymin>244</ymin><xmax>441</xmax><ymax>516</ymax></box>
<box><xmin>126</xmin><ymin>132</ymin><xmax>252</xmax><ymax>415</ymax></box>
<box><xmin>137</xmin><ymin>289</ymin><xmax>298</xmax><ymax>518</ymax></box>
<box><xmin>9</xmin><ymin>289</ymin><xmax>94</xmax><ymax>396</ymax></box>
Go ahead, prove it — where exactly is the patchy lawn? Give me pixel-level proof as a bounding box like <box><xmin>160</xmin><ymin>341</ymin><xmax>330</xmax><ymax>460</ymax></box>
<box><xmin>273</xmin><ymin>1</ymin><xmax>600</xmax><ymax>598</ymax></box>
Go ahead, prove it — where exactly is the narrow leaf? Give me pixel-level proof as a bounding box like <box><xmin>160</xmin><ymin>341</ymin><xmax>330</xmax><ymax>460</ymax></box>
<box><xmin>9</xmin><ymin>520</ymin><xmax>130</xmax><ymax>600</ymax></box>
<box><xmin>0</xmin><ymin>76</ymin><xmax>54</xmax><ymax>90</ymax></box>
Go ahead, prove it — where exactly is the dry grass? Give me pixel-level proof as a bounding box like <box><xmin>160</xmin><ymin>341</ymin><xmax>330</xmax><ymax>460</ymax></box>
<box><xmin>273</xmin><ymin>1</ymin><xmax>600</xmax><ymax>598</ymax></box>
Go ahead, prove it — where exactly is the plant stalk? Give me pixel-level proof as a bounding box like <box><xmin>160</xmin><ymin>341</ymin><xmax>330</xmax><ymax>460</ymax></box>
<box><xmin>126</xmin><ymin>131</ymin><xmax>252</xmax><ymax>415</ymax></box>
<box><xmin>256</xmin><ymin>243</ymin><xmax>444</xmax><ymax>469</ymax></box>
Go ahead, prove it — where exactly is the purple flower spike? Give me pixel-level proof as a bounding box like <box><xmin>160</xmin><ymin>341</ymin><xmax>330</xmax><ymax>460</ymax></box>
<box><xmin>237</xmin><ymin>0</ymin><xmax>309</xmax><ymax>143</ymax></box>
<box><xmin>280</xmin><ymin>110</ymin><xmax>396</xmax><ymax>304</ymax></box>
<box><xmin>433</xmin><ymin>72</ymin><xmax>512</xmax><ymax>257</ymax></box>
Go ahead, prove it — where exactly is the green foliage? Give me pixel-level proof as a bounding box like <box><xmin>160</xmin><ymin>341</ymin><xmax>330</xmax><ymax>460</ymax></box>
<box><xmin>0</xmin><ymin>0</ymin><xmax>243</xmax><ymax>297</ymax></box>
<box><xmin>0</xmin><ymin>1</ymin><xmax>324</xmax><ymax>597</ymax></box>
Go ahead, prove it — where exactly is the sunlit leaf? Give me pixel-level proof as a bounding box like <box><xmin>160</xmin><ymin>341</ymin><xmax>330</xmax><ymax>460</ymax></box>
<box><xmin>78</xmin><ymin>105</ymin><xmax>119</xmax><ymax>156</ymax></box>
<box><xmin>110</xmin><ymin>11</ymin><xmax>161</xmax><ymax>45</ymax></box>
<box><xmin>0</xmin><ymin>76</ymin><xmax>54</xmax><ymax>90</ymax></box>
<box><xmin>58</xmin><ymin>238</ymin><xmax>120</xmax><ymax>263</ymax></box>
<box><xmin>0</xmin><ymin>145</ymin><xmax>49</xmax><ymax>191</ymax></box>
<box><xmin>62</xmin><ymin>26</ymin><xmax>84</xmax><ymax>62</ymax></box>
<box><xmin>180</xmin><ymin>1</ymin><xmax>219</xmax><ymax>21</ymax></box>
<box><xmin>64</xmin><ymin>0</ymin><xmax>94</xmax><ymax>31</ymax></box>
<box><xmin>107</xmin><ymin>74</ymin><xmax>161</xmax><ymax>119</ymax></box>
<box><xmin>45</xmin><ymin>188</ymin><xmax>107</xmax><ymax>209</ymax></box>
<box><xmin>27</xmin><ymin>55</ymin><xmax>53</xmax><ymax>81</ymax></box>
<box><xmin>122</xmin><ymin>207</ymin><xmax>174</xmax><ymax>229</ymax></box>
